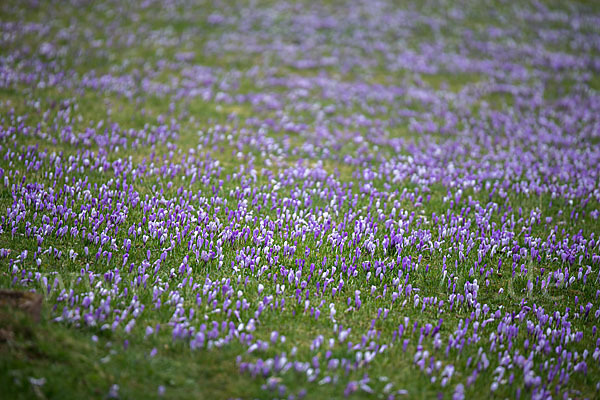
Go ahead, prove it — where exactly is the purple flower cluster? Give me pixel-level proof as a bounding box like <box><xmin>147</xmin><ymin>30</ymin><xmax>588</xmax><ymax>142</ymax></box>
<box><xmin>1</xmin><ymin>0</ymin><xmax>600</xmax><ymax>398</ymax></box>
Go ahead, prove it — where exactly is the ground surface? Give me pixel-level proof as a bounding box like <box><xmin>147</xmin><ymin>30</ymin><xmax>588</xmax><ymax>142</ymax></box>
<box><xmin>1</xmin><ymin>0</ymin><xmax>600</xmax><ymax>399</ymax></box>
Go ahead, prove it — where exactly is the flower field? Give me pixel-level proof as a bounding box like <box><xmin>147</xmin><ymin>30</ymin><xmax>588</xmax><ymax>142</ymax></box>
<box><xmin>1</xmin><ymin>0</ymin><xmax>600</xmax><ymax>398</ymax></box>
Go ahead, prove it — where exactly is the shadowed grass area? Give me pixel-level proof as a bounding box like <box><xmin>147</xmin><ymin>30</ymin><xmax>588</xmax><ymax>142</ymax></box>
<box><xmin>0</xmin><ymin>306</ymin><xmax>269</xmax><ymax>400</ymax></box>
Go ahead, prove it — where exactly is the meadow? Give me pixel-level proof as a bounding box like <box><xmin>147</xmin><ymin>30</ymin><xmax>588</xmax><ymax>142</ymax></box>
<box><xmin>1</xmin><ymin>0</ymin><xmax>600</xmax><ymax>398</ymax></box>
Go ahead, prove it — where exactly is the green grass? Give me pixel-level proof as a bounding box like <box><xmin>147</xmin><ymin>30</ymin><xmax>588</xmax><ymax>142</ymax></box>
<box><xmin>0</xmin><ymin>306</ymin><xmax>268</xmax><ymax>400</ymax></box>
<box><xmin>1</xmin><ymin>0</ymin><xmax>600</xmax><ymax>399</ymax></box>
